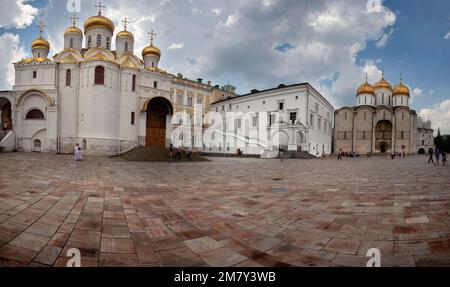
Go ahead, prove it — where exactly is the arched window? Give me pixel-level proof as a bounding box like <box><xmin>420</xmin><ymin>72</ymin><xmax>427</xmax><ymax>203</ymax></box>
<box><xmin>88</xmin><ymin>35</ymin><xmax>92</xmax><ymax>48</ymax></box>
<box><xmin>66</xmin><ymin>69</ymin><xmax>71</xmax><ymax>86</ymax></box>
<box><xmin>106</xmin><ymin>37</ymin><xmax>110</xmax><ymax>50</ymax></box>
<box><xmin>70</xmin><ymin>38</ymin><xmax>74</xmax><ymax>49</ymax></box>
<box><xmin>96</xmin><ymin>34</ymin><xmax>101</xmax><ymax>48</ymax></box>
<box><xmin>125</xmin><ymin>41</ymin><xmax>128</xmax><ymax>52</ymax></box>
<box><xmin>132</xmin><ymin>75</ymin><xmax>136</xmax><ymax>92</ymax></box>
<box><xmin>26</xmin><ymin>109</ymin><xmax>45</xmax><ymax>120</ymax></box>
<box><xmin>95</xmin><ymin>66</ymin><xmax>105</xmax><ymax>85</ymax></box>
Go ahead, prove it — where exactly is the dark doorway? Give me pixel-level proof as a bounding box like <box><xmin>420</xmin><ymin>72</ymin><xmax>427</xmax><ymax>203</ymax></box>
<box><xmin>418</xmin><ymin>148</ymin><xmax>425</xmax><ymax>154</ymax></box>
<box><xmin>0</xmin><ymin>97</ymin><xmax>12</xmax><ymax>130</ymax></box>
<box><xmin>146</xmin><ymin>97</ymin><xmax>173</xmax><ymax>148</ymax></box>
<box><xmin>380</xmin><ymin>142</ymin><xmax>387</xmax><ymax>153</ymax></box>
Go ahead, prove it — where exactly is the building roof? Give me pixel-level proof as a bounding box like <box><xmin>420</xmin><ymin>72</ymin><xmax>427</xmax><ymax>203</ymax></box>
<box><xmin>211</xmin><ymin>82</ymin><xmax>331</xmax><ymax>108</ymax></box>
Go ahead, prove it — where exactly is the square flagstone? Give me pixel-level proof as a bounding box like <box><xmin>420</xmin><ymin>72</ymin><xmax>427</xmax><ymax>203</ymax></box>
<box><xmin>405</xmin><ymin>215</ymin><xmax>430</xmax><ymax>224</ymax></box>
<box><xmin>323</xmin><ymin>238</ymin><xmax>361</xmax><ymax>255</ymax></box>
<box><xmin>9</xmin><ymin>232</ymin><xmax>50</xmax><ymax>252</ymax></box>
<box><xmin>200</xmin><ymin>247</ymin><xmax>248</xmax><ymax>266</ymax></box>
<box><xmin>100</xmin><ymin>238</ymin><xmax>135</xmax><ymax>254</ymax></box>
<box><xmin>183</xmin><ymin>236</ymin><xmax>223</xmax><ymax>253</ymax></box>
<box><xmin>26</xmin><ymin>222</ymin><xmax>59</xmax><ymax>237</ymax></box>
<box><xmin>0</xmin><ymin>244</ymin><xmax>38</xmax><ymax>267</ymax></box>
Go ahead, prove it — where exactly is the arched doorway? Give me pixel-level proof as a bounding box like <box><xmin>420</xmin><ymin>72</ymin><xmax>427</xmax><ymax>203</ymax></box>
<box><xmin>146</xmin><ymin>97</ymin><xmax>173</xmax><ymax>148</ymax></box>
<box><xmin>0</xmin><ymin>97</ymin><xmax>12</xmax><ymax>130</ymax></box>
<box><xmin>418</xmin><ymin>148</ymin><xmax>425</xmax><ymax>154</ymax></box>
<box><xmin>375</xmin><ymin>120</ymin><xmax>392</xmax><ymax>153</ymax></box>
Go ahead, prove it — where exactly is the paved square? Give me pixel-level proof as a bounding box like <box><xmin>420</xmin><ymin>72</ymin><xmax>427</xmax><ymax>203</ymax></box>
<box><xmin>0</xmin><ymin>153</ymin><xmax>449</xmax><ymax>267</ymax></box>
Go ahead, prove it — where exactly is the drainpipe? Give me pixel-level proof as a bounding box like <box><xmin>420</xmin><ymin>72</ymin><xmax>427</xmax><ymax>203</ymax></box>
<box><xmin>116</xmin><ymin>66</ymin><xmax>122</xmax><ymax>156</ymax></box>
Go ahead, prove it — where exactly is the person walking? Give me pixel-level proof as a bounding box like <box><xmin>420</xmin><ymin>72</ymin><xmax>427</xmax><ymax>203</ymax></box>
<box><xmin>428</xmin><ymin>148</ymin><xmax>434</xmax><ymax>164</ymax></box>
<box><xmin>442</xmin><ymin>151</ymin><xmax>447</xmax><ymax>166</ymax></box>
<box><xmin>337</xmin><ymin>149</ymin><xmax>342</xmax><ymax>160</ymax></box>
<box><xmin>187</xmin><ymin>147</ymin><xmax>193</xmax><ymax>161</ymax></box>
<box><xmin>74</xmin><ymin>143</ymin><xmax>82</xmax><ymax>161</ymax></box>
<box><xmin>434</xmin><ymin>149</ymin><xmax>441</xmax><ymax>166</ymax></box>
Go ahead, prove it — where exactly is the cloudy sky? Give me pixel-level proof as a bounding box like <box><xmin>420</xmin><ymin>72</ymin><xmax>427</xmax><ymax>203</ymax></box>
<box><xmin>1</xmin><ymin>0</ymin><xmax>449</xmax><ymax>133</ymax></box>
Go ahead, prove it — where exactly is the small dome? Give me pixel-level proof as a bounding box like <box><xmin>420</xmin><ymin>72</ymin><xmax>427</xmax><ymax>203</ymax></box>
<box><xmin>117</xmin><ymin>30</ymin><xmax>134</xmax><ymax>39</ymax></box>
<box><xmin>374</xmin><ymin>74</ymin><xmax>392</xmax><ymax>90</ymax></box>
<box><xmin>84</xmin><ymin>15</ymin><xmax>115</xmax><ymax>33</ymax></box>
<box><xmin>142</xmin><ymin>44</ymin><xmax>161</xmax><ymax>58</ymax></box>
<box><xmin>65</xmin><ymin>26</ymin><xmax>82</xmax><ymax>35</ymax></box>
<box><xmin>393</xmin><ymin>81</ymin><xmax>410</xmax><ymax>96</ymax></box>
<box><xmin>357</xmin><ymin>82</ymin><xmax>375</xmax><ymax>96</ymax></box>
<box><xmin>32</xmin><ymin>38</ymin><xmax>50</xmax><ymax>50</ymax></box>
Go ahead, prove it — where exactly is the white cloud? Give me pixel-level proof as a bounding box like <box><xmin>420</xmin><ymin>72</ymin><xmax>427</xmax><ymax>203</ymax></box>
<box><xmin>419</xmin><ymin>100</ymin><xmax>450</xmax><ymax>134</ymax></box>
<box><xmin>413</xmin><ymin>88</ymin><xmax>423</xmax><ymax>97</ymax></box>
<box><xmin>0</xmin><ymin>33</ymin><xmax>26</xmax><ymax>90</ymax></box>
<box><xmin>444</xmin><ymin>32</ymin><xmax>450</xmax><ymax>40</ymax></box>
<box><xmin>168</xmin><ymin>42</ymin><xmax>184</xmax><ymax>50</ymax></box>
<box><xmin>0</xmin><ymin>0</ymin><xmax>38</xmax><ymax>29</ymax></box>
<box><xmin>225</xmin><ymin>14</ymin><xmax>238</xmax><ymax>27</ymax></box>
<box><xmin>211</xmin><ymin>8</ymin><xmax>222</xmax><ymax>16</ymax></box>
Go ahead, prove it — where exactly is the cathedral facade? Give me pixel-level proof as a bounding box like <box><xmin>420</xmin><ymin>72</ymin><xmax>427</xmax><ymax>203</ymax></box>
<box><xmin>0</xmin><ymin>8</ymin><xmax>235</xmax><ymax>155</ymax></box>
<box><xmin>334</xmin><ymin>74</ymin><xmax>434</xmax><ymax>155</ymax></box>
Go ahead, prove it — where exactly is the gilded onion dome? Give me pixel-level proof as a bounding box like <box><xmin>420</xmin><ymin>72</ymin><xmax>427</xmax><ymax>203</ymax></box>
<box><xmin>117</xmin><ymin>30</ymin><xmax>134</xmax><ymax>39</ymax></box>
<box><xmin>393</xmin><ymin>79</ymin><xmax>410</xmax><ymax>96</ymax></box>
<box><xmin>373</xmin><ymin>74</ymin><xmax>392</xmax><ymax>90</ymax></box>
<box><xmin>65</xmin><ymin>26</ymin><xmax>82</xmax><ymax>35</ymax></box>
<box><xmin>32</xmin><ymin>37</ymin><xmax>50</xmax><ymax>50</ymax></box>
<box><xmin>84</xmin><ymin>14</ymin><xmax>115</xmax><ymax>33</ymax></box>
<box><xmin>142</xmin><ymin>44</ymin><xmax>161</xmax><ymax>58</ymax></box>
<box><xmin>356</xmin><ymin>76</ymin><xmax>375</xmax><ymax>96</ymax></box>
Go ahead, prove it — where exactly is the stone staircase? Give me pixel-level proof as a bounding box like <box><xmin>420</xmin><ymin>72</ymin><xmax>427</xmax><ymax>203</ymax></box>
<box><xmin>119</xmin><ymin>146</ymin><xmax>208</xmax><ymax>162</ymax></box>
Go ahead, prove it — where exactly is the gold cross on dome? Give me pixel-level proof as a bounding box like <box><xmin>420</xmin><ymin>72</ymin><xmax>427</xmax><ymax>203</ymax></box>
<box><xmin>148</xmin><ymin>29</ymin><xmax>156</xmax><ymax>45</ymax></box>
<box><xmin>38</xmin><ymin>21</ymin><xmax>46</xmax><ymax>38</ymax></box>
<box><xmin>71</xmin><ymin>13</ymin><xmax>79</xmax><ymax>27</ymax></box>
<box><xmin>122</xmin><ymin>18</ymin><xmax>130</xmax><ymax>31</ymax></box>
<box><xmin>95</xmin><ymin>0</ymin><xmax>106</xmax><ymax>15</ymax></box>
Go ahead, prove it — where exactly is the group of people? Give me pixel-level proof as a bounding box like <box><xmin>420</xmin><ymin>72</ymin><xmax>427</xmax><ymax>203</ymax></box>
<box><xmin>169</xmin><ymin>144</ymin><xmax>193</xmax><ymax>160</ymax></box>
<box><xmin>337</xmin><ymin>150</ymin><xmax>360</xmax><ymax>160</ymax></box>
<box><xmin>428</xmin><ymin>148</ymin><xmax>447</xmax><ymax>166</ymax></box>
<box><xmin>388</xmin><ymin>151</ymin><xmax>406</xmax><ymax>160</ymax></box>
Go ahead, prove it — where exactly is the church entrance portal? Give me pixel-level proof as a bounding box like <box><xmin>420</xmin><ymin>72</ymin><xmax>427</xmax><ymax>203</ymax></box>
<box><xmin>146</xmin><ymin>97</ymin><xmax>173</xmax><ymax>148</ymax></box>
<box><xmin>375</xmin><ymin>120</ymin><xmax>392</xmax><ymax>153</ymax></box>
<box><xmin>0</xmin><ymin>97</ymin><xmax>12</xmax><ymax>130</ymax></box>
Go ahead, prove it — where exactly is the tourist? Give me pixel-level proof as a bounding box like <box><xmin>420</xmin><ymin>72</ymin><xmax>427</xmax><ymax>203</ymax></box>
<box><xmin>187</xmin><ymin>147</ymin><xmax>193</xmax><ymax>161</ymax></box>
<box><xmin>169</xmin><ymin>143</ymin><xmax>174</xmax><ymax>157</ymax></box>
<box><xmin>337</xmin><ymin>149</ymin><xmax>342</xmax><ymax>160</ymax></box>
<box><xmin>173</xmin><ymin>147</ymin><xmax>181</xmax><ymax>160</ymax></box>
<box><xmin>442</xmin><ymin>151</ymin><xmax>447</xmax><ymax>166</ymax></box>
<box><xmin>434</xmin><ymin>149</ymin><xmax>440</xmax><ymax>166</ymax></box>
<box><xmin>74</xmin><ymin>143</ymin><xmax>82</xmax><ymax>161</ymax></box>
<box><xmin>428</xmin><ymin>148</ymin><xmax>434</xmax><ymax>164</ymax></box>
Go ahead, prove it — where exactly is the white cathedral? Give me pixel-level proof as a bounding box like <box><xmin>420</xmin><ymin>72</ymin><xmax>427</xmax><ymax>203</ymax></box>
<box><xmin>0</xmin><ymin>5</ymin><xmax>239</xmax><ymax>155</ymax></box>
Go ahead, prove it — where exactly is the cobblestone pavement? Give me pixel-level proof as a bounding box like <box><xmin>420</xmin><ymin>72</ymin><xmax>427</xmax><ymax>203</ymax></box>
<box><xmin>0</xmin><ymin>153</ymin><xmax>449</xmax><ymax>267</ymax></box>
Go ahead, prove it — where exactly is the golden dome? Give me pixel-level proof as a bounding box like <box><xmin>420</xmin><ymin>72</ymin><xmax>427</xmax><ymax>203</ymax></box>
<box><xmin>84</xmin><ymin>15</ymin><xmax>115</xmax><ymax>33</ymax></box>
<box><xmin>117</xmin><ymin>30</ymin><xmax>134</xmax><ymax>39</ymax></box>
<box><xmin>357</xmin><ymin>82</ymin><xmax>375</xmax><ymax>95</ymax></box>
<box><xmin>393</xmin><ymin>81</ymin><xmax>410</xmax><ymax>96</ymax></box>
<box><xmin>32</xmin><ymin>38</ymin><xmax>50</xmax><ymax>50</ymax></box>
<box><xmin>65</xmin><ymin>26</ymin><xmax>82</xmax><ymax>35</ymax></box>
<box><xmin>374</xmin><ymin>74</ymin><xmax>392</xmax><ymax>90</ymax></box>
<box><xmin>142</xmin><ymin>44</ymin><xmax>161</xmax><ymax>58</ymax></box>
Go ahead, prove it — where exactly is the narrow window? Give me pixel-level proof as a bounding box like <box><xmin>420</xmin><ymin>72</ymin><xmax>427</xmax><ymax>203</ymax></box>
<box><xmin>153</xmin><ymin>81</ymin><xmax>158</xmax><ymax>89</ymax></box>
<box><xmin>33</xmin><ymin>71</ymin><xmax>37</xmax><ymax>79</ymax></box>
<box><xmin>132</xmin><ymin>75</ymin><xmax>136</xmax><ymax>92</ymax></box>
<box><xmin>88</xmin><ymin>35</ymin><xmax>92</xmax><ymax>48</ymax></box>
<box><xmin>96</xmin><ymin>34</ymin><xmax>101</xmax><ymax>48</ymax></box>
<box><xmin>290</xmin><ymin>112</ymin><xmax>297</xmax><ymax>124</ymax></box>
<box><xmin>106</xmin><ymin>37</ymin><xmax>110</xmax><ymax>50</ymax></box>
<box><xmin>70</xmin><ymin>38</ymin><xmax>74</xmax><ymax>49</ymax></box>
<box><xmin>131</xmin><ymin>112</ymin><xmax>135</xmax><ymax>125</ymax></box>
<box><xmin>94</xmin><ymin>66</ymin><xmax>105</xmax><ymax>85</ymax></box>
<box><xmin>125</xmin><ymin>41</ymin><xmax>128</xmax><ymax>52</ymax></box>
<box><xmin>66</xmin><ymin>69</ymin><xmax>71</xmax><ymax>86</ymax></box>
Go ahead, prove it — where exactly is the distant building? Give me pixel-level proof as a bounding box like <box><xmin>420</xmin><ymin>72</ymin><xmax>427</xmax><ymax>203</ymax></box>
<box><xmin>207</xmin><ymin>83</ymin><xmax>334</xmax><ymax>157</ymax></box>
<box><xmin>334</xmin><ymin>74</ymin><xmax>434</xmax><ymax>155</ymax></box>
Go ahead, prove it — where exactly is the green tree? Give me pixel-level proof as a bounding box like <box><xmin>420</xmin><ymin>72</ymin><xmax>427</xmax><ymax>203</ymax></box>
<box><xmin>434</xmin><ymin>128</ymin><xmax>445</xmax><ymax>151</ymax></box>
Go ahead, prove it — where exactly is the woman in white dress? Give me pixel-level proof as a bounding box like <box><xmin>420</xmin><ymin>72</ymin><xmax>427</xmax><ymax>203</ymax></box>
<box><xmin>74</xmin><ymin>143</ymin><xmax>82</xmax><ymax>161</ymax></box>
